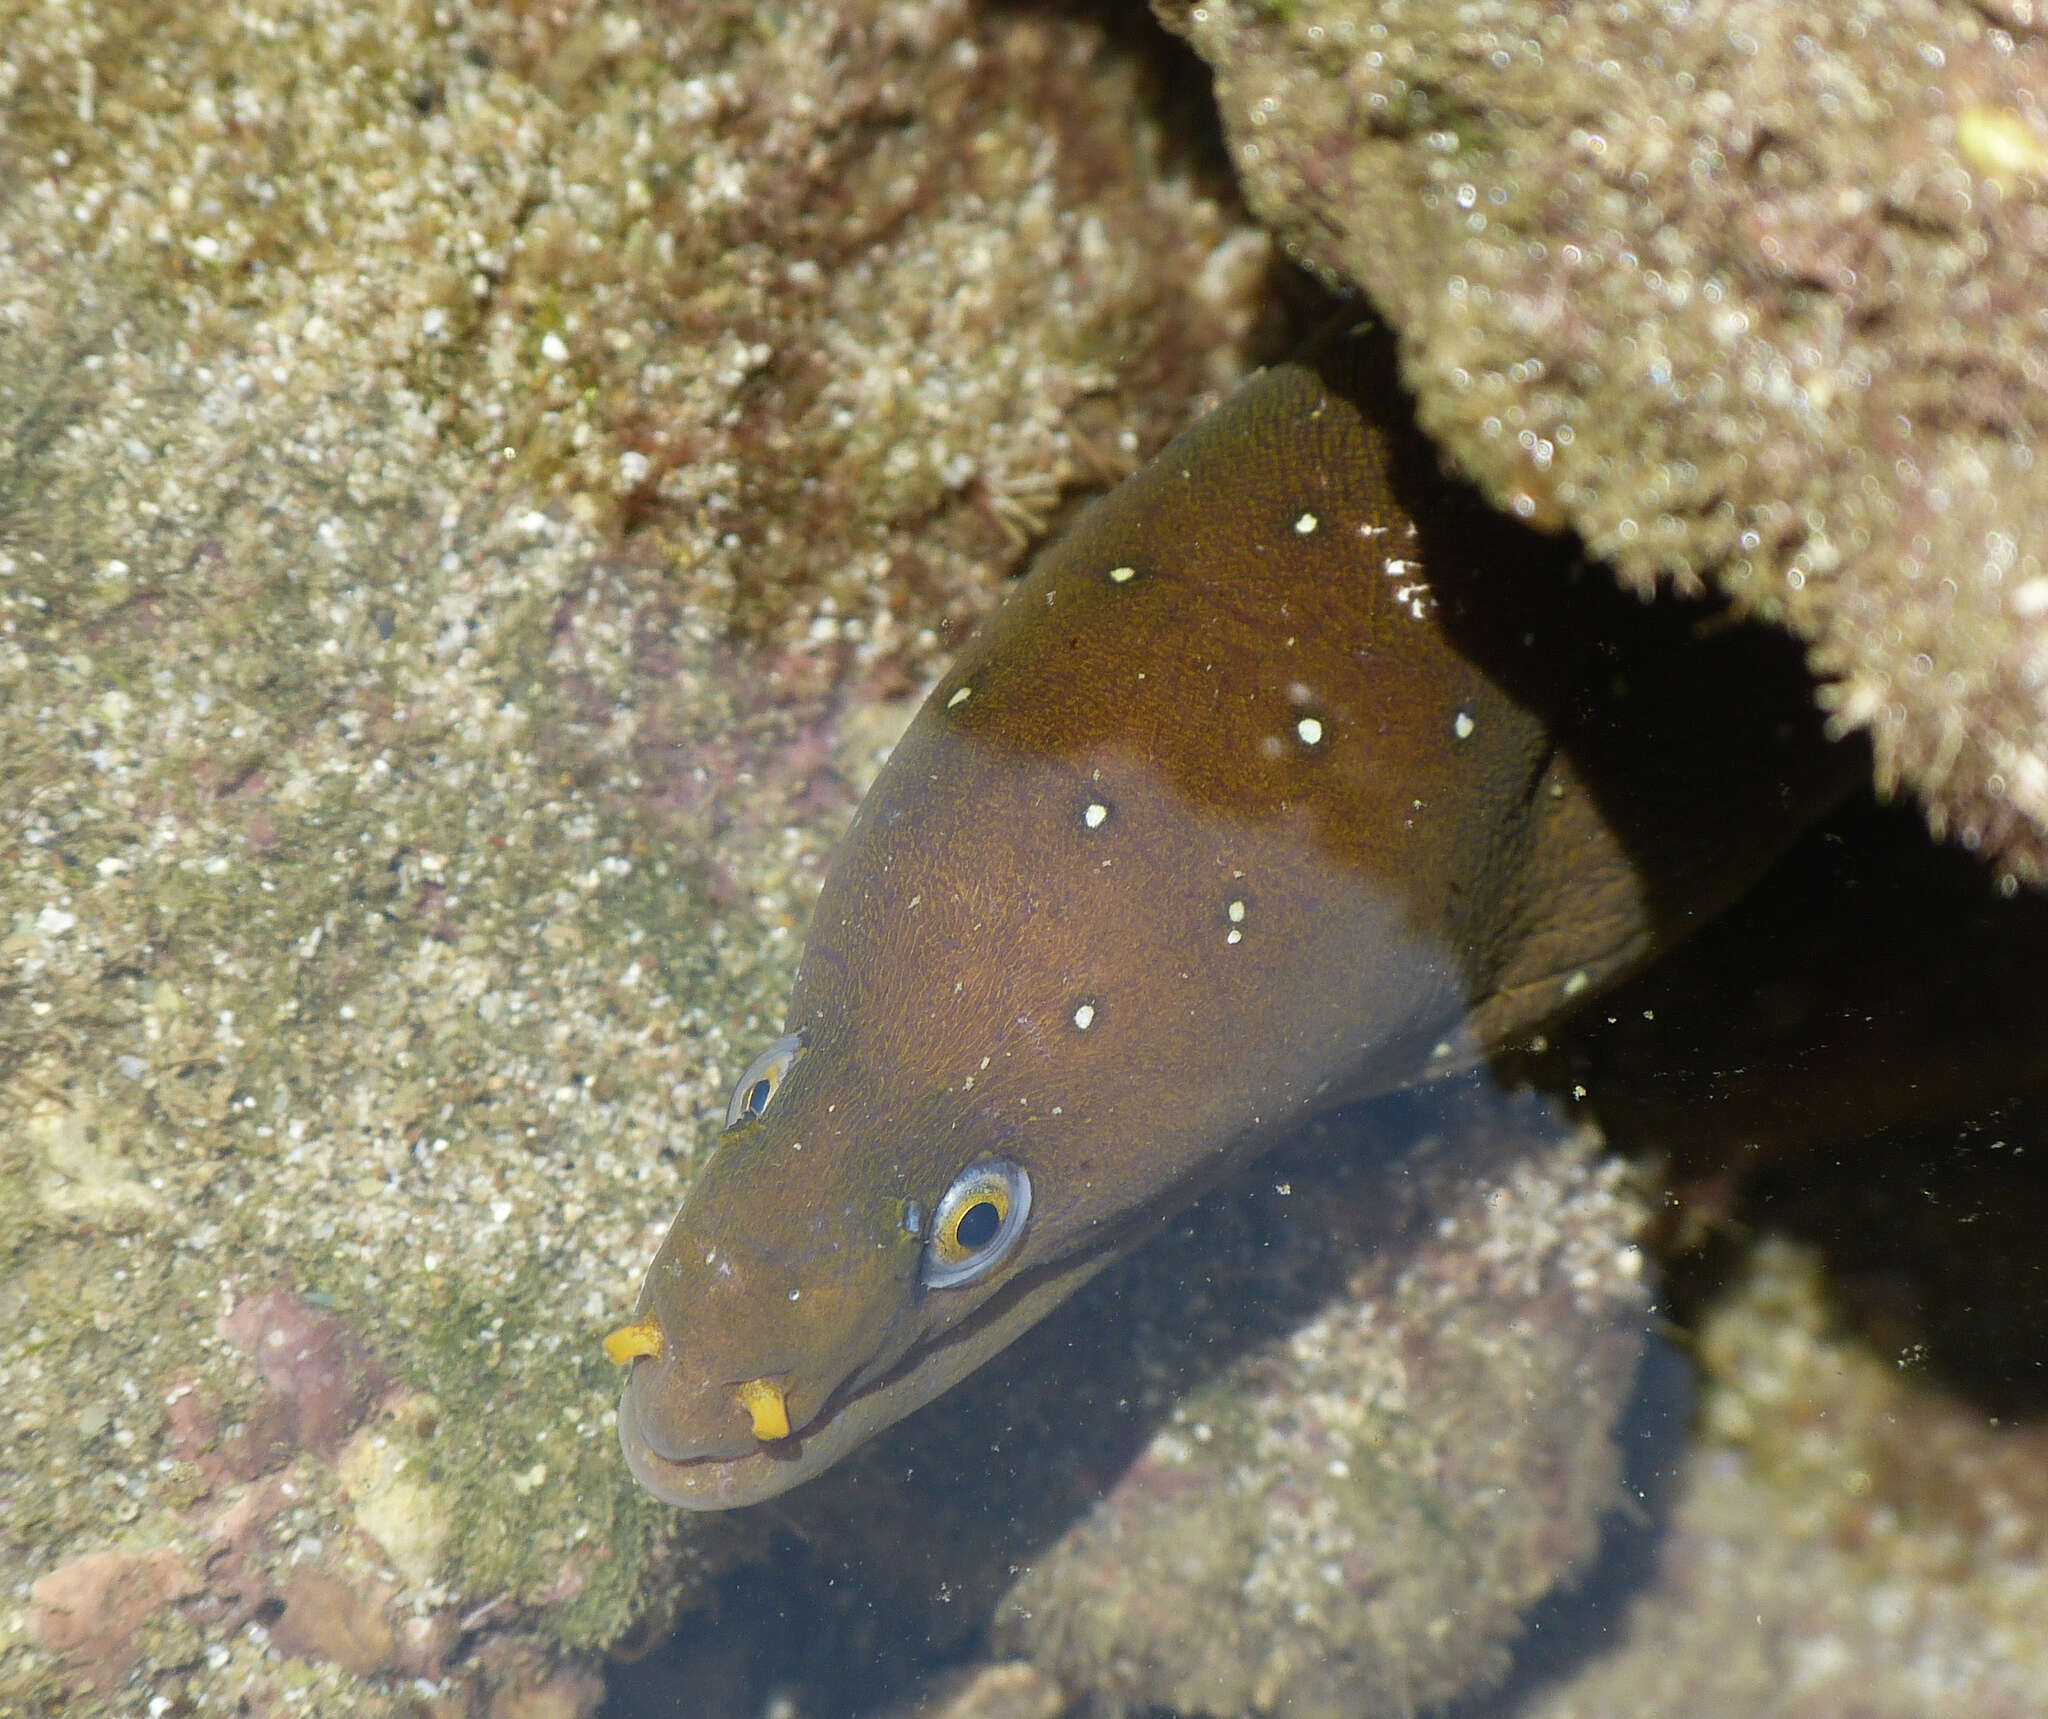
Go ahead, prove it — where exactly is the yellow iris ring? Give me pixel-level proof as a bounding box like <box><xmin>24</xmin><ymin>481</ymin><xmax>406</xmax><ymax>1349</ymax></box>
<box><xmin>928</xmin><ymin>1173</ymin><xmax>1011</xmax><ymax>1267</ymax></box>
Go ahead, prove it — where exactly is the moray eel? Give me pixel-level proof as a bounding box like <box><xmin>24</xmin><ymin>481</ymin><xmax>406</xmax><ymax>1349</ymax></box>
<box><xmin>609</xmin><ymin>324</ymin><xmax>1849</xmax><ymax>1509</ymax></box>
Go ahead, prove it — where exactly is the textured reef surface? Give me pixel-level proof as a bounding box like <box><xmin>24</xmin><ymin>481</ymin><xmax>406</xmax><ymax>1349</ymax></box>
<box><xmin>0</xmin><ymin>0</ymin><xmax>1265</xmax><ymax>1711</ymax></box>
<box><xmin>1170</xmin><ymin>0</ymin><xmax>2048</xmax><ymax>884</ymax></box>
<box><xmin>6</xmin><ymin>0</ymin><xmax>2048</xmax><ymax>1716</ymax></box>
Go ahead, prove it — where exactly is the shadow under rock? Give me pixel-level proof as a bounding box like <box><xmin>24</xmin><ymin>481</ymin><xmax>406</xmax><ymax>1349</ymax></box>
<box><xmin>1449</xmin><ymin>1332</ymin><xmax>1696</xmax><ymax>1719</ymax></box>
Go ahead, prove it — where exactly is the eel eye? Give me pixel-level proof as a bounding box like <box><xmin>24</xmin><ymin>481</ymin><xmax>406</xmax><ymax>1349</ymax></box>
<box><xmin>921</xmin><ymin>1159</ymin><xmax>1032</xmax><ymax>1289</ymax></box>
<box><xmin>724</xmin><ymin>1033</ymin><xmax>804</xmax><ymax>1130</ymax></box>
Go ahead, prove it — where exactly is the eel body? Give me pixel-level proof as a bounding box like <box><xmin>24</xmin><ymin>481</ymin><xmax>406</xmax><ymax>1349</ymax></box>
<box><xmin>610</xmin><ymin>327</ymin><xmax>1848</xmax><ymax>1509</ymax></box>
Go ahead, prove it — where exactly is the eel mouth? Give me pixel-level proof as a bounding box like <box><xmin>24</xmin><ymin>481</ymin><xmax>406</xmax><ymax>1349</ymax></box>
<box><xmin>617</xmin><ymin>1368</ymin><xmax>850</xmax><ymax>1510</ymax></box>
<box><xmin>615</xmin><ymin>1244</ymin><xmax>1123</xmax><ymax>1511</ymax></box>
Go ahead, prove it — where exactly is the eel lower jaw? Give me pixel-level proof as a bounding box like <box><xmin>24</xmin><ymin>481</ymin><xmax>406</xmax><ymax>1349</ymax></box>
<box><xmin>617</xmin><ymin>1245</ymin><xmax>1125</xmax><ymax>1511</ymax></box>
<box><xmin>617</xmin><ymin>1377</ymin><xmax>815</xmax><ymax>1509</ymax></box>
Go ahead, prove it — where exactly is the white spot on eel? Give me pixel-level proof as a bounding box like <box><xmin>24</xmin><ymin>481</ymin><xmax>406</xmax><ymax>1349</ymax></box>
<box><xmin>948</xmin><ymin>685</ymin><xmax>972</xmax><ymax>709</ymax></box>
<box><xmin>1453</xmin><ymin>708</ymin><xmax>1476</xmax><ymax>740</ymax></box>
<box><xmin>1084</xmin><ymin>802</ymin><xmax>1109</xmax><ymax>829</ymax></box>
<box><xmin>1227</xmin><ymin>899</ymin><xmax>1246</xmax><ymax>923</ymax></box>
<box><xmin>1108</xmin><ymin>565</ymin><xmax>1136</xmax><ymax>584</ymax></box>
<box><xmin>1294</xmin><ymin>512</ymin><xmax>1318</xmax><ymax>534</ymax></box>
<box><xmin>1562</xmin><ymin>969</ymin><xmax>1591</xmax><ymax>997</ymax></box>
<box><xmin>1072</xmin><ymin>1003</ymin><xmax>1096</xmax><ymax>1031</ymax></box>
<box><xmin>1296</xmin><ymin>717</ymin><xmax>1324</xmax><ymax>746</ymax></box>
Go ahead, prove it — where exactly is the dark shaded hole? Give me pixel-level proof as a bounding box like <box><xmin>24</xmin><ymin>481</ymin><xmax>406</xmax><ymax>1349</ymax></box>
<box><xmin>1527</xmin><ymin>794</ymin><xmax>2048</xmax><ymax>1418</ymax></box>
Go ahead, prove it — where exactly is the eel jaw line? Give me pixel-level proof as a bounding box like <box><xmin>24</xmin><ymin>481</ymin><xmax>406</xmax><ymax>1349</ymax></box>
<box><xmin>612</xmin><ymin>1242</ymin><xmax>1131</xmax><ymax>1510</ymax></box>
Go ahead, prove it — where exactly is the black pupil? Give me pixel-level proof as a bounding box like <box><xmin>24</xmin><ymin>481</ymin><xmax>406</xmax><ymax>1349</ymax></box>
<box><xmin>954</xmin><ymin>1198</ymin><xmax>1002</xmax><ymax>1251</ymax></box>
<box><xmin>742</xmin><ymin>1077</ymin><xmax>772</xmax><ymax>1118</ymax></box>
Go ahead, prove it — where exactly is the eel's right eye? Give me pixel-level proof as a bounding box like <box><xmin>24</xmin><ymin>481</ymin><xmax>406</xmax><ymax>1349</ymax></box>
<box><xmin>724</xmin><ymin>1033</ymin><xmax>804</xmax><ymax>1130</ymax></box>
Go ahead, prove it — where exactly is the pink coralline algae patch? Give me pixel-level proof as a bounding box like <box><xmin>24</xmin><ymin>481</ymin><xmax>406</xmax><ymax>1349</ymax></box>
<box><xmin>194</xmin><ymin>1467</ymin><xmax>305</xmax><ymax>1623</ymax></box>
<box><xmin>165</xmin><ymin>1374</ymin><xmax>299</xmax><ymax>1488</ymax></box>
<box><xmin>268</xmin><ymin>1568</ymin><xmax>401</xmax><ymax>1678</ymax></box>
<box><xmin>219</xmin><ymin>1287</ymin><xmax>392</xmax><ymax>1459</ymax></box>
<box><xmin>27</xmin><ymin>1548</ymin><xmax>201</xmax><ymax>1691</ymax></box>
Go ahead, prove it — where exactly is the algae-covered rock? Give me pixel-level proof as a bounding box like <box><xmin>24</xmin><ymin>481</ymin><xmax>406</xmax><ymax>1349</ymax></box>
<box><xmin>1511</xmin><ymin>1238</ymin><xmax>2048</xmax><ymax>1718</ymax></box>
<box><xmin>1162</xmin><ymin>0</ymin><xmax>2048</xmax><ymax>885</ymax></box>
<box><xmin>989</xmin><ymin>1088</ymin><xmax>1651</xmax><ymax>1719</ymax></box>
<box><xmin>0</xmin><ymin>0</ymin><xmax>1268</xmax><ymax>1711</ymax></box>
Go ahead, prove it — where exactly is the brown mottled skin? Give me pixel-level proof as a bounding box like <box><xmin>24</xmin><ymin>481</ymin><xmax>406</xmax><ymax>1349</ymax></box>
<box><xmin>615</xmin><ymin>325</ymin><xmax>1853</xmax><ymax>1508</ymax></box>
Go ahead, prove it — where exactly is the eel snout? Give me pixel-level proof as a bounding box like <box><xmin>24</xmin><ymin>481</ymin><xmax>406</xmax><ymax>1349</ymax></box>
<box><xmin>611</xmin><ymin>1317</ymin><xmax>770</xmax><ymax>1460</ymax></box>
<box><xmin>611</xmin><ymin>1302</ymin><xmax>857</xmax><ymax>1509</ymax></box>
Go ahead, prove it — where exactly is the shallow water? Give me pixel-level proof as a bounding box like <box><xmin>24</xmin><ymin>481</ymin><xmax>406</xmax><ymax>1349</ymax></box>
<box><xmin>7</xmin><ymin>5</ymin><xmax>2045</xmax><ymax>1710</ymax></box>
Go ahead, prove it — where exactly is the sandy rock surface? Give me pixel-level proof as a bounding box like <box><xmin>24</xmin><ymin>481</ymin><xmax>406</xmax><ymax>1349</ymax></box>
<box><xmin>1165</xmin><ymin>0</ymin><xmax>2048</xmax><ymax>883</ymax></box>
<box><xmin>0</xmin><ymin>0</ymin><xmax>1265</xmax><ymax>1711</ymax></box>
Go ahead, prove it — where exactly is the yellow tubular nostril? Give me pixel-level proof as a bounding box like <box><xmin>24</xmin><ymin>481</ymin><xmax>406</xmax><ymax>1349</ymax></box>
<box><xmin>736</xmin><ymin>1378</ymin><xmax>791</xmax><ymax>1442</ymax></box>
<box><xmin>603</xmin><ymin>1314</ymin><xmax>664</xmax><ymax>1365</ymax></box>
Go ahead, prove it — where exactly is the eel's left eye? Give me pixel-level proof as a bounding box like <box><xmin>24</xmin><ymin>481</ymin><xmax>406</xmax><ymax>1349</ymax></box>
<box><xmin>921</xmin><ymin>1159</ymin><xmax>1032</xmax><ymax>1289</ymax></box>
<box><xmin>724</xmin><ymin>1033</ymin><xmax>804</xmax><ymax>1130</ymax></box>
